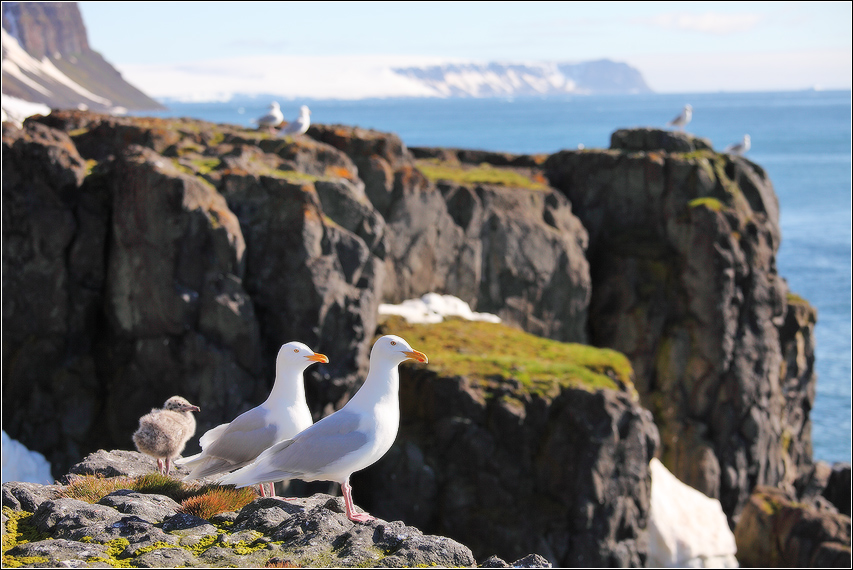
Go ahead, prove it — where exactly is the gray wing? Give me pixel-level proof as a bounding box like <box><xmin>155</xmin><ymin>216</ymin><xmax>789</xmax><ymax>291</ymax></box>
<box><xmin>223</xmin><ymin>410</ymin><xmax>369</xmax><ymax>485</ymax></box>
<box><xmin>199</xmin><ymin>423</ymin><xmax>229</xmax><ymax>449</ymax></box>
<box><xmin>185</xmin><ymin>407</ymin><xmax>278</xmax><ymax>478</ymax></box>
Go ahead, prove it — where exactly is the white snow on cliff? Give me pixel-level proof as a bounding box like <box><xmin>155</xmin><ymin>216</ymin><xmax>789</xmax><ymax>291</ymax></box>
<box><xmin>1</xmin><ymin>28</ymin><xmax>113</xmax><ymax>108</ymax></box>
<box><xmin>379</xmin><ymin>293</ymin><xmax>501</xmax><ymax>324</ymax></box>
<box><xmin>648</xmin><ymin>458</ymin><xmax>739</xmax><ymax>567</ymax></box>
<box><xmin>1</xmin><ymin>430</ymin><xmax>54</xmax><ymax>485</ymax></box>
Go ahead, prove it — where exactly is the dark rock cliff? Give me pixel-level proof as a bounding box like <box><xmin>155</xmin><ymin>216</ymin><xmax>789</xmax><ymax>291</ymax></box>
<box><xmin>2</xmin><ymin>112</ymin><xmax>821</xmax><ymax>565</ymax></box>
<box><xmin>1</xmin><ymin>2</ymin><xmax>164</xmax><ymax>111</ymax></box>
<box><xmin>544</xmin><ymin>127</ymin><xmax>816</xmax><ymax>524</ymax></box>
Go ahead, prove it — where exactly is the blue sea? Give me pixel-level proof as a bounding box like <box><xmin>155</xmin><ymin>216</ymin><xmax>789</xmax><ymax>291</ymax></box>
<box><xmin>135</xmin><ymin>91</ymin><xmax>852</xmax><ymax>464</ymax></box>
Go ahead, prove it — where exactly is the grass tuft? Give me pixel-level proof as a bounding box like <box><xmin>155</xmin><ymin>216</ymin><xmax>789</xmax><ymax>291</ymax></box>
<box><xmin>178</xmin><ymin>486</ymin><xmax>258</xmax><ymax>520</ymax></box>
<box><xmin>55</xmin><ymin>473</ymin><xmax>258</xmax><ymax>521</ymax></box>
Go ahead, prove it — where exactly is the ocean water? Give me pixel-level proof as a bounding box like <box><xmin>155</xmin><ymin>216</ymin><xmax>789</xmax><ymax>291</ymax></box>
<box><xmin>135</xmin><ymin>91</ymin><xmax>852</xmax><ymax>464</ymax></box>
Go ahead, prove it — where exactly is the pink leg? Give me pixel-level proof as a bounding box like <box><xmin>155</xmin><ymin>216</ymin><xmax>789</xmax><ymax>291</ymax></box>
<box><xmin>164</xmin><ymin>458</ymin><xmax>171</xmax><ymax>476</ymax></box>
<box><xmin>342</xmin><ymin>477</ymin><xmax>374</xmax><ymax>523</ymax></box>
<box><xmin>156</xmin><ymin>459</ymin><xmax>164</xmax><ymax>474</ymax></box>
<box><xmin>259</xmin><ymin>484</ymin><xmax>267</xmax><ymax>497</ymax></box>
<box><xmin>267</xmin><ymin>482</ymin><xmax>276</xmax><ymax>498</ymax></box>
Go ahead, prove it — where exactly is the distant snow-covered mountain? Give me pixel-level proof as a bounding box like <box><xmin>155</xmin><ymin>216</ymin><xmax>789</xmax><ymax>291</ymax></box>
<box><xmin>1</xmin><ymin>2</ymin><xmax>163</xmax><ymax>113</ymax></box>
<box><xmin>392</xmin><ymin>60</ymin><xmax>651</xmax><ymax>97</ymax></box>
<box><xmin>1</xmin><ymin>1</ymin><xmax>651</xmax><ymax>109</ymax></box>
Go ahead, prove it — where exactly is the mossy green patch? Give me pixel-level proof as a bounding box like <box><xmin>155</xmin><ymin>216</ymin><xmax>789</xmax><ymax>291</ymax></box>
<box><xmin>382</xmin><ymin>317</ymin><xmax>634</xmax><ymax>398</ymax></box>
<box><xmin>2</xmin><ymin>508</ymin><xmax>52</xmax><ymax>568</ymax></box>
<box><xmin>786</xmin><ymin>291</ymin><xmax>809</xmax><ymax>306</ymax></box>
<box><xmin>688</xmin><ymin>197</ymin><xmax>726</xmax><ymax>212</ymax></box>
<box><xmin>82</xmin><ymin>537</ymin><xmax>133</xmax><ymax>568</ymax></box>
<box><xmin>188</xmin><ymin>157</ymin><xmax>221</xmax><ymax>175</ymax></box>
<box><xmin>415</xmin><ymin>159</ymin><xmax>550</xmax><ymax>191</ymax></box>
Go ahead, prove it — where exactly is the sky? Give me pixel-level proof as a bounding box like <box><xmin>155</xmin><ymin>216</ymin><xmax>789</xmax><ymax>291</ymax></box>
<box><xmin>76</xmin><ymin>1</ymin><xmax>852</xmax><ymax>96</ymax></box>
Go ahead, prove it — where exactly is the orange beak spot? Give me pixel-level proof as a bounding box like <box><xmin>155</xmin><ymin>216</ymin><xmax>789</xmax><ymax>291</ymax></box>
<box><xmin>403</xmin><ymin>349</ymin><xmax>428</xmax><ymax>364</ymax></box>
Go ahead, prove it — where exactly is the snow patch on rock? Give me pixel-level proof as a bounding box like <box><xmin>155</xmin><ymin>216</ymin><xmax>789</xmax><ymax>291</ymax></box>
<box><xmin>379</xmin><ymin>293</ymin><xmax>501</xmax><ymax>325</ymax></box>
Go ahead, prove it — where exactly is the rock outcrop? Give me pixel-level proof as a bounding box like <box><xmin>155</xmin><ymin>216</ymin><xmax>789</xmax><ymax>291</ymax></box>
<box><xmin>2</xmin><ymin>111</ymin><xmax>591</xmax><ymax>474</ymax></box>
<box><xmin>308</xmin><ymin>125</ymin><xmax>591</xmax><ymax>343</ymax></box>
<box><xmin>543</xmin><ymin>129</ymin><xmax>817</xmax><ymax>524</ymax></box>
<box><xmin>353</xmin><ymin>318</ymin><xmax>659</xmax><ymax>567</ymax></box>
<box><xmin>5</xmin><ymin>450</ymin><xmax>546</xmax><ymax>568</ymax></box>
<box><xmin>734</xmin><ymin>486</ymin><xmax>851</xmax><ymax>567</ymax></box>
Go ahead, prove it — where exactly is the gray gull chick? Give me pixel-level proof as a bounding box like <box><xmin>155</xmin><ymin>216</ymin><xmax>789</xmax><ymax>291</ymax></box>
<box><xmin>133</xmin><ymin>396</ymin><xmax>200</xmax><ymax>476</ymax></box>
<box><xmin>178</xmin><ymin>342</ymin><xmax>327</xmax><ymax>497</ymax></box>
<box><xmin>218</xmin><ymin>335</ymin><xmax>428</xmax><ymax>522</ymax></box>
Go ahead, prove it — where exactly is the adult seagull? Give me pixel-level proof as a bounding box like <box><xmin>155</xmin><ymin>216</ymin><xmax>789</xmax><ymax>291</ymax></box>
<box><xmin>218</xmin><ymin>335</ymin><xmax>428</xmax><ymax>522</ymax></box>
<box><xmin>724</xmin><ymin>134</ymin><xmax>751</xmax><ymax>155</ymax></box>
<box><xmin>667</xmin><ymin>104</ymin><xmax>692</xmax><ymax>131</ymax></box>
<box><xmin>255</xmin><ymin>102</ymin><xmax>284</xmax><ymax>133</ymax></box>
<box><xmin>178</xmin><ymin>342</ymin><xmax>327</xmax><ymax>497</ymax></box>
<box><xmin>278</xmin><ymin>105</ymin><xmax>311</xmax><ymax>138</ymax></box>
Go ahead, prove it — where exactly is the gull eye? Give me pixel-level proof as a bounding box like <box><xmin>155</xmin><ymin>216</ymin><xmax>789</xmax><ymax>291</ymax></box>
<box><xmin>293</xmin><ymin>349</ymin><xmax>299</xmax><ymax>353</ymax></box>
<box><xmin>390</xmin><ymin>341</ymin><xmax>397</xmax><ymax>346</ymax></box>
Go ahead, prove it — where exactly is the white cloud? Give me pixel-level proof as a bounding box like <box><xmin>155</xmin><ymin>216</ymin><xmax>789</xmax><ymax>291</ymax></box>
<box><xmin>639</xmin><ymin>12</ymin><xmax>764</xmax><ymax>35</ymax></box>
<box><xmin>629</xmin><ymin>48</ymin><xmax>852</xmax><ymax>93</ymax></box>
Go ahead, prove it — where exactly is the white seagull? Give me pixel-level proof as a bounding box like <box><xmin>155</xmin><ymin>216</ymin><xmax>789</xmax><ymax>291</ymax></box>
<box><xmin>724</xmin><ymin>134</ymin><xmax>751</xmax><ymax>155</ymax></box>
<box><xmin>133</xmin><ymin>396</ymin><xmax>200</xmax><ymax>476</ymax></box>
<box><xmin>178</xmin><ymin>342</ymin><xmax>328</xmax><ymax>497</ymax></box>
<box><xmin>278</xmin><ymin>105</ymin><xmax>311</xmax><ymax>138</ymax></box>
<box><xmin>255</xmin><ymin>102</ymin><xmax>284</xmax><ymax>133</ymax></box>
<box><xmin>667</xmin><ymin>104</ymin><xmax>692</xmax><ymax>131</ymax></box>
<box><xmin>218</xmin><ymin>335</ymin><xmax>428</xmax><ymax>523</ymax></box>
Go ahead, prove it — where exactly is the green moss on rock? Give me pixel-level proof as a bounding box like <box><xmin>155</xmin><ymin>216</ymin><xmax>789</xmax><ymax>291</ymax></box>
<box><xmin>384</xmin><ymin>317</ymin><xmax>635</xmax><ymax>398</ymax></box>
<box><xmin>415</xmin><ymin>158</ymin><xmax>550</xmax><ymax>191</ymax></box>
<box><xmin>688</xmin><ymin>197</ymin><xmax>726</xmax><ymax>212</ymax></box>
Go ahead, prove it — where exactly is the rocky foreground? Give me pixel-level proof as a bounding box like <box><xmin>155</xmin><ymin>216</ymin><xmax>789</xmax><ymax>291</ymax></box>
<box><xmin>2</xmin><ymin>450</ymin><xmax>549</xmax><ymax>568</ymax></box>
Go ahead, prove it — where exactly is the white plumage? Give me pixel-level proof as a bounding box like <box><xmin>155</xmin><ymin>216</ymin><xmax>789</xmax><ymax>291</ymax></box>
<box><xmin>178</xmin><ymin>342</ymin><xmax>327</xmax><ymax>497</ymax></box>
<box><xmin>724</xmin><ymin>134</ymin><xmax>751</xmax><ymax>155</ymax></box>
<box><xmin>667</xmin><ymin>104</ymin><xmax>693</xmax><ymax>131</ymax></box>
<box><xmin>218</xmin><ymin>335</ymin><xmax>428</xmax><ymax>522</ymax></box>
<box><xmin>133</xmin><ymin>396</ymin><xmax>199</xmax><ymax>476</ymax></box>
<box><xmin>278</xmin><ymin>105</ymin><xmax>311</xmax><ymax>138</ymax></box>
<box><xmin>255</xmin><ymin>102</ymin><xmax>284</xmax><ymax>132</ymax></box>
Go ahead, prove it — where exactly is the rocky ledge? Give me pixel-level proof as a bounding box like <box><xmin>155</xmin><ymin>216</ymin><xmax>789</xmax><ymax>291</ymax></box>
<box><xmin>2</xmin><ymin>450</ymin><xmax>550</xmax><ymax>568</ymax></box>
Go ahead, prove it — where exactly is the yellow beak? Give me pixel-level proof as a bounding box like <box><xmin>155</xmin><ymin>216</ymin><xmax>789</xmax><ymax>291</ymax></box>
<box><xmin>403</xmin><ymin>349</ymin><xmax>428</xmax><ymax>363</ymax></box>
<box><xmin>306</xmin><ymin>353</ymin><xmax>329</xmax><ymax>363</ymax></box>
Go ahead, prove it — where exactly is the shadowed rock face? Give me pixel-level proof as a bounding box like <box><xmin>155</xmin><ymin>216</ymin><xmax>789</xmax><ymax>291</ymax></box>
<box><xmin>2</xmin><ymin>112</ymin><xmax>592</xmax><ymax>475</ymax></box>
<box><xmin>544</xmin><ymin>129</ymin><xmax>816</xmax><ymax>524</ymax></box>
<box><xmin>310</xmin><ymin>125</ymin><xmax>591</xmax><ymax>343</ymax></box>
<box><xmin>354</xmin><ymin>362</ymin><xmax>659</xmax><ymax>567</ymax></box>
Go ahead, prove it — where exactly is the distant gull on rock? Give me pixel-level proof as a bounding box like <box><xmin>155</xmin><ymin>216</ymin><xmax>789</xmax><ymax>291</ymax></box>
<box><xmin>255</xmin><ymin>101</ymin><xmax>284</xmax><ymax>133</ymax></box>
<box><xmin>667</xmin><ymin>104</ymin><xmax>692</xmax><ymax>131</ymax></box>
<box><xmin>724</xmin><ymin>134</ymin><xmax>750</xmax><ymax>155</ymax></box>
<box><xmin>278</xmin><ymin>105</ymin><xmax>311</xmax><ymax>138</ymax></box>
<box><xmin>133</xmin><ymin>396</ymin><xmax>200</xmax><ymax>476</ymax></box>
<box><xmin>178</xmin><ymin>342</ymin><xmax>327</xmax><ymax>497</ymax></box>
<box><xmin>218</xmin><ymin>335</ymin><xmax>428</xmax><ymax>522</ymax></box>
